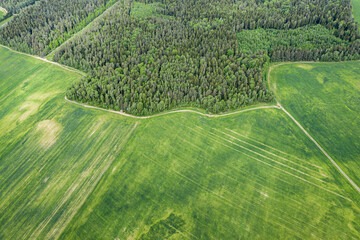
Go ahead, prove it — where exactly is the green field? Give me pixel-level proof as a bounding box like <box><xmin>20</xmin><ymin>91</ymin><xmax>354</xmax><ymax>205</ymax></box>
<box><xmin>59</xmin><ymin>110</ymin><xmax>360</xmax><ymax>239</ymax></box>
<box><xmin>352</xmin><ymin>0</ymin><xmax>360</xmax><ymax>24</ymax></box>
<box><xmin>270</xmin><ymin>62</ymin><xmax>360</xmax><ymax>190</ymax></box>
<box><xmin>0</xmin><ymin>46</ymin><xmax>137</xmax><ymax>239</ymax></box>
<box><xmin>1</xmin><ymin>45</ymin><xmax>360</xmax><ymax>239</ymax></box>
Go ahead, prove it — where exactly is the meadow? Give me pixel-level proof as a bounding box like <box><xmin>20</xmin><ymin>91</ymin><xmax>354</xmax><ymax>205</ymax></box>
<box><xmin>352</xmin><ymin>0</ymin><xmax>360</xmax><ymax>24</ymax></box>
<box><xmin>0</xmin><ymin>46</ymin><xmax>137</xmax><ymax>239</ymax></box>
<box><xmin>58</xmin><ymin>108</ymin><xmax>360</xmax><ymax>239</ymax></box>
<box><xmin>1</xmin><ymin>45</ymin><xmax>360</xmax><ymax>239</ymax></box>
<box><xmin>270</xmin><ymin>62</ymin><xmax>360</xmax><ymax>191</ymax></box>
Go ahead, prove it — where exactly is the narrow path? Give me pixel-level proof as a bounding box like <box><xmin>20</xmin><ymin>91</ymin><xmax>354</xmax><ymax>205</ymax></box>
<box><xmin>46</xmin><ymin>1</ymin><xmax>119</xmax><ymax>59</ymax></box>
<box><xmin>277</xmin><ymin>103</ymin><xmax>360</xmax><ymax>193</ymax></box>
<box><xmin>268</xmin><ymin>64</ymin><xmax>360</xmax><ymax>193</ymax></box>
<box><xmin>65</xmin><ymin>96</ymin><xmax>280</xmax><ymax>119</ymax></box>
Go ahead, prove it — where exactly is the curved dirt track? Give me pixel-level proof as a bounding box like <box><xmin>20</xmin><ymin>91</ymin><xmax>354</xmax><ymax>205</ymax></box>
<box><xmin>65</xmin><ymin>97</ymin><xmax>280</xmax><ymax>119</ymax></box>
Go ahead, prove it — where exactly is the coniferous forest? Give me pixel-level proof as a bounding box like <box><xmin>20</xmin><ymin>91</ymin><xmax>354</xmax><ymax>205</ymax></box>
<box><xmin>1</xmin><ymin>0</ymin><xmax>359</xmax><ymax>115</ymax></box>
<box><xmin>0</xmin><ymin>0</ymin><xmax>117</xmax><ymax>55</ymax></box>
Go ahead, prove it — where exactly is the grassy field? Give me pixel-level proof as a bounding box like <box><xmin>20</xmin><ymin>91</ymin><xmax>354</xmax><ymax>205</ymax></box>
<box><xmin>352</xmin><ymin>0</ymin><xmax>360</xmax><ymax>24</ymax></box>
<box><xmin>1</xmin><ymin>45</ymin><xmax>360</xmax><ymax>239</ymax></box>
<box><xmin>0</xmin><ymin>46</ymin><xmax>137</xmax><ymax>239</ymax></box>
<box><xmin>58</xmin><ymin>109</ymin><xmax>360</xmax><ymax>239</ymax></box>
<box><xmin>270</xmin><ymin>62</ymin><xmax>360</xmax><ymax>191</ymax></box>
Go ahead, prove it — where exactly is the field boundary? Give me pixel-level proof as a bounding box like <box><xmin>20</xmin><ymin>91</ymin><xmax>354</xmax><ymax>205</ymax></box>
<box><xmin>0</xmin><ymin>44</ymin><xmax>85</xmax><ymax>76</ymax></box>
<box><xmin>269</xmin><ymin>63</ymin><xmax>360</xmax><ymax>193</ymax></box>
<box><xmin>65</xmin><ymin>96</ymin><xmax>280</xmax><ymax>119</ymax></box>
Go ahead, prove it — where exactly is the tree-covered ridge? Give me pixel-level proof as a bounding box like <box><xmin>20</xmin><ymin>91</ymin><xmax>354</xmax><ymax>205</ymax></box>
<box><xmin>59</xmin><ymin>3</ymin><xmax>273</xmax><ymax>115</ymax></box>
<box><xmin>0</xmin><ymin>0</ymin><xmax>117</xmax><ymax>56</ymax></box>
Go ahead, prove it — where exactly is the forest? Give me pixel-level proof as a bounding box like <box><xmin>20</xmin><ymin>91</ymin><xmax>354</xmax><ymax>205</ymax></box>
<box><xmin>1</xmin><ymin>0</ymin><xmax>359</xmax><ymax>115</ymax></box>
<box><xmin>0</xmin><ymin>0</ymin><xmax>117</xmax><ymax>55</ymax></box>
<box><xmin>238</xmin><ymin>26</ymin><xmax>360</xmax><ymax>61</ymax></box>
<box><xmin>0</xmin><ymin>0</ymin><xmax>36</xmax><ymax>15</ymax></box>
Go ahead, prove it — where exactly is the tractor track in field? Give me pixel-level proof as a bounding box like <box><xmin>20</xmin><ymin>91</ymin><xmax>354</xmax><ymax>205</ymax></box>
<box><xmin>269</xmin><ymin>63</ymin><xmax>360</xmax><ymax>194</ymax></box>
<box><xmin>277</xmin><ymin>102</ymin><xmax>360</xmax><ymax>193</ymax></box>
<box><xmin>29</xmin><ymin>121</ymin><xmax>138</xmax><ymax>240</ymax></box>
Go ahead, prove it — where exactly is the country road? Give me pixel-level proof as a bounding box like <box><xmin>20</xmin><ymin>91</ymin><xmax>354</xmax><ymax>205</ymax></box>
<box><xmin>65</xmin><ymin>96</ymin><xmax>280</xmax><ymax>119</ymax></box>
<box><xmin>278</xmin><ymin>102</ymin><xmax>360</xmax><ymax>193</ymax></box>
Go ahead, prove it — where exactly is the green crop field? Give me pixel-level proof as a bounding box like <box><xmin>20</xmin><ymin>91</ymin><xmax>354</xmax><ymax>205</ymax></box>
<box><xmin>0</xmin><ymin>46</ymin><xmax>137</xmax><ymax>239</ymax></box>
<box><xmin>2</xmin><ymin>45</ymin><xmax>360</xmax><ymax>239</ymax></box>
<box><xmin>352</xmin><ymin>0</ymin><xmax>360</xmax><ymax>24</ymax></box>
<box><xmin>270</xmin><ymin>62</ymin><xmax>360</xmax><ymax>190</ymax></box>
<box><xmin>58</xmin><ymin>109</ymin><xmax>360</xmax><ymax>239</ymax></box>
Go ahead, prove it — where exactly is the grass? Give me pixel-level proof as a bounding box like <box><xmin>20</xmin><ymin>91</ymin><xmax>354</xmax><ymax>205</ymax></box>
<box><xmin>58</xmin><ymin>107</ymin><xmax>360</xmax><ymax>239</ymax></box>
<box><xmin>270</xmin><ymin>62</ymin><xmax>360</xmax><ymax>190</ymax></box>
<box><xmin>352</xmin><ymin>0</ymin><xmax>360</xmax><ymax>24</ymax></box>
<box><xmin>1</xmin><ymin>46</ymin><xmax>360</xmax><ymax>239</ymax></box>
<box><xmin>0</xmin><ymin>46</ymin><xmax>137</xmax><ymax>239</ymax></box>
